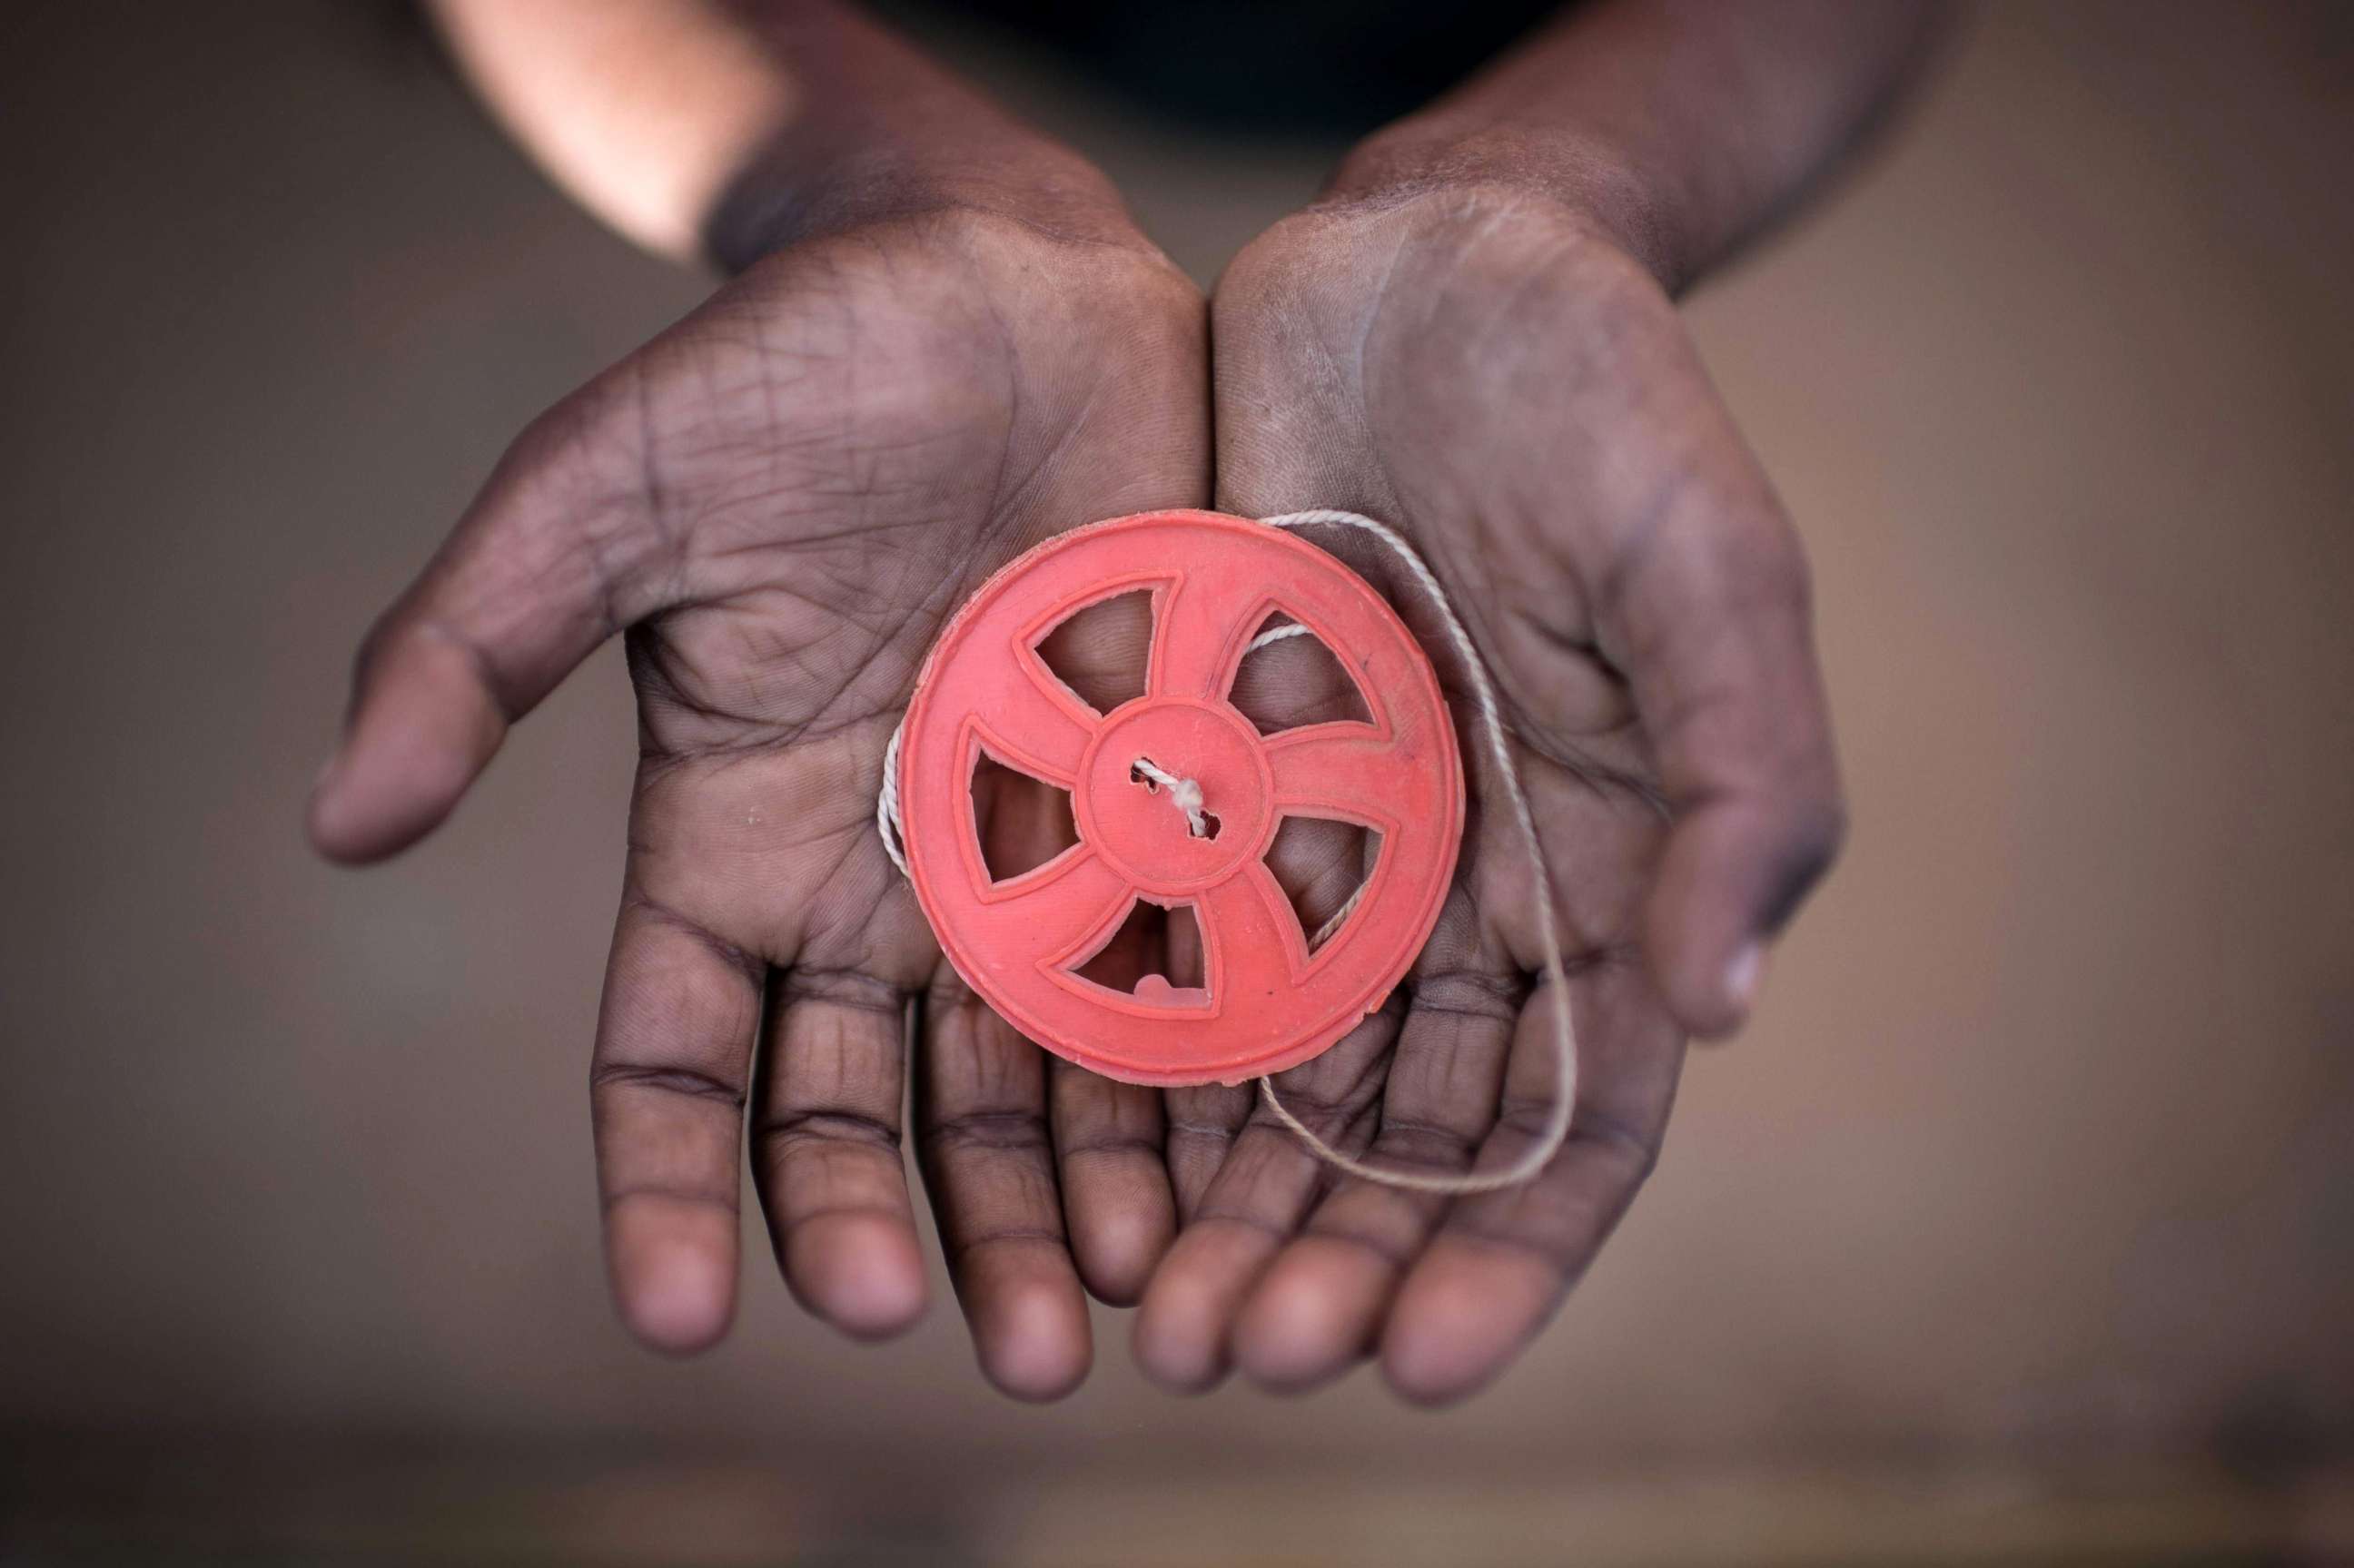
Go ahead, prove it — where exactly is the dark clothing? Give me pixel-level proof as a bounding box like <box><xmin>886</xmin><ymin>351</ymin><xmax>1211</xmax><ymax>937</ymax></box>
<box><xmin>890</xmin><ymin>0</ymin><xmax>1562</xmax><ymax>135</ymax></box>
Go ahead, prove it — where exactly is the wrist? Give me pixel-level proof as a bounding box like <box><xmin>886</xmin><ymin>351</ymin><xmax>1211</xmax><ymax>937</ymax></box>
<box><xmin>1330</xmin><ymin>120</ymin><xmax>1686</xmax><ymax>290</ymax></box>
<box><xmin>704</xmin><ymin>119</ymin><xmax>1143</xmax><ymax>273</ymax></box>
<box><xmin>1326</xmin><ymin>0</ymin><xmax>1954</xmax><ymax>295</ymax></box>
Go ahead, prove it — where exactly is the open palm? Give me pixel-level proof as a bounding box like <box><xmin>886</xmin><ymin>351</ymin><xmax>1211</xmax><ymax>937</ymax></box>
<box><xmin>311</xmin><ymin>203</ymin><xmax>1209</xmax><ymax>1398</ymax></box>
<box><xmin>1131</xmin><ymin>186</ymin><xmax>1846</xmax><ymax>1403</ymax></box>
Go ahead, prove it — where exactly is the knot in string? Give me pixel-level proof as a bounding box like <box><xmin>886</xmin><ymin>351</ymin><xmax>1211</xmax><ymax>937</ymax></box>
<box><xmin>1129</xmin><ymin>756</ymin><xmax>1212</xmax><ymax>838</ymax></box>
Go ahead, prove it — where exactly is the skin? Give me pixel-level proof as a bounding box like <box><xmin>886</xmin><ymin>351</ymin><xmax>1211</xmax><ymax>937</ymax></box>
<box><xmin>315</xmin><ymin>0</ymin><xmax>1944</xmax><ymax>1402</ymax></box>
<box><xmin>1137</xmin><ymin>188</ymin><xmax>1842</xmax><ymax>1404</ymax></box>
<box><xmin>312</xmin><ymin>182</ymin><xmax>1213</xmax><ymax>1399</ymax></box>
<box><xmin>1131</xmin><ymin>0</ymin><xmax>1946</xmax><ymax>1402</ymax></box>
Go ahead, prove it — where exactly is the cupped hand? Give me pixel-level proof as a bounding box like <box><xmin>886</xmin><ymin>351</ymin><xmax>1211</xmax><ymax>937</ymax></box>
<box><xmin>1134</xmin><ymin>183</ymin><xmax>1845</xmax><ymax>1403</ymax></box>
<box><xmin>310</xmin><ymin>193</ymin><xmax>1208</xmax><ymax>1399</ymax></box>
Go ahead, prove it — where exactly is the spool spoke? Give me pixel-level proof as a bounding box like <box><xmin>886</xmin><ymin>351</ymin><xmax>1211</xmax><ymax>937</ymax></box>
<box><xmin>983</xmin><ymin>847</ymin><xmax>1134</xmax><ymax>965</ymax></box>
<box><xmin>1151</xmin><ymin>573</ymin><xmax>1261</xmax><ymax>701</ymax></box>
<box><xmin>1264</xmin><ymin>725</ymin><xmax>1416</xmax><ymax>830</ymax></box>
<box><xmin>1197</xmin><ymin>861</ymin><xmax>1305</xmax><ymax>1002</ymax></box>
<box><xmin>979</xmin><ymin>666</ymin><xmax>1097</xmax><ymax>784</ymax></box>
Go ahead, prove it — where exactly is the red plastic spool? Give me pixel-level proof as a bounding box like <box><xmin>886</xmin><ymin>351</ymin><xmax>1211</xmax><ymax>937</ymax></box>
<box><xmin>898</xmin><ymin>510</ymin><xmax>1465</xmax><ymax>1087</ymax></box>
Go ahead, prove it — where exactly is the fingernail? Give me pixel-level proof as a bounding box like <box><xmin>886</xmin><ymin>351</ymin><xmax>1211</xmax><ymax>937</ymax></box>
<box><xmin>1725</xmin><ymin>942</ymin><xmax>1767</xmax><ymax>1013</ymax></box>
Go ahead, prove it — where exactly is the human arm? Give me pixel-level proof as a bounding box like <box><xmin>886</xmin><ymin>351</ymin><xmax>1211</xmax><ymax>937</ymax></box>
<box><xmin>314</xmin><ymin>0</ymin><xmax>1209</xmax><ymax>1397</ymax></box>
<box><xmin>1137</xmin><ymin>0</ymin><xmax>1951</xmax><ymax>1403</ymax></box>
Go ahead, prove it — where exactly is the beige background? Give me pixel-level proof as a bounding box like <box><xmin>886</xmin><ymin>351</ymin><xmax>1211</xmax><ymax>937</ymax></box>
<box><xmin>2</xmin><ymin>1</ymin><xmax>2349</xmax><ymax>1560</ymax></box>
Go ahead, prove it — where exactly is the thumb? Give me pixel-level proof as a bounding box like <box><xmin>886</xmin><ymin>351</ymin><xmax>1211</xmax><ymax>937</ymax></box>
<box><xmin>1595</xmin><ymin>466</ymin><xmax>1846</xmax><ymax>1040</ymax></box>
<box><xmin>310</xmin><ymin>380</ymin><xmax>668</xmax><ymax>863</ymax></box>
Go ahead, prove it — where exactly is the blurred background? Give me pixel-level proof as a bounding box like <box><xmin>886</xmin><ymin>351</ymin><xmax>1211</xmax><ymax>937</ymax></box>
<box><xmin>4</xmin><ymin>1</ymin><xmax>2351</xmax><ymax>1563</ymax></box>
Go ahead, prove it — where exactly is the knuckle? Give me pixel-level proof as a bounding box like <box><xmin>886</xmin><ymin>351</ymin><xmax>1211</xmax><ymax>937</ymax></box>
<box><xmin>1055</xmin><ymin>1127</ymin><xmax>1162</xmax><ymax>1163</ymax></box>
<box><xmin>599</xmin><ymin>1182</ymin><xmax>736</xmax><ymax>1216</ymax></box>
<box><xmin>780</xmin><ymin>965</ymin><xmax>909</xmax><ymax>1019</ymax></box>
<box><xmin>347</xmin><ymin>606</ymin><xmax>403</xmax><ymax>694</ymax></box>
<box><xmin>1301</xmin><ymin>1218</ymin><xmax>1420</xmax><ymax>1273</ymax></box>
<box><xmin>1756</xmin><ymin>788</ymin><xmax>1848</xmax><ymax>934</ymax></box>
<box><xmin>1560</xmin><ymin>1098</ymin><xmax>1663</xmax><ymax>1188</ymax></box>
<box><xmin>1688</xmin><ymin>505</ymin><xmax>1813</xmax><ymax>621</ymax></box>
<box><xmin>921</xmin><ymin>1108</ymin><xmax>1052</xmax><ymax>1158</ymax></box>
<box><xmin>755</xmin><ymin>1105</ymin><xmax>902</xmax><ymax>1157</ymax></box>
<box><xmin>1253</xmin><ymin>1080</ymin><xmax>1358</xmax><ymax>1130</ymax></box>
<box><xmin>1360</xmin><ymin>1114</ymin><xmax>1480</xmax><ymax>1174</ymax></box>
<box><xmin>1406</xmin><ymin>967</ymin><xmax>1526</xmax><ymax>1024</ymax></box>
<box><xmin>591</xmin><ymin>1060</ymin><xmax>746</xmax><ymax>1110</ymax></box>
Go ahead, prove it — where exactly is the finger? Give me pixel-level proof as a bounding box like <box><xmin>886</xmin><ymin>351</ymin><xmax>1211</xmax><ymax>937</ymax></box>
<box><xmin>1132</xmin><ymin>809</ymin><xmax>1400</xmax><ymax>1392</ymax></box>
<box><xmin>1048</xmin><ymin>1057</ymin><xmax>1175</xmax><ymax>1306</ymax></box>
<box><xmin>1380</xmin><ymin>961</ymin><xmax>1682</xmax><ymax>1405</ymax></box>
<box><xmin>1231</xmin><ymin>972</ymin><xmax>1518</xmax><ymax>1393</ymax></box>
<box><xmin>1593</xmin><ymin>463</ymin><xmax>1845</xmax><ymax>1038</ymax></box>
<box><xmin>974</xmin><ymin>730</ymin><xmax>1176</xmax><ymax>1311</ymax></box>
<box><xmin>310</xmin><ymin>382</ymin><xmax>668</xmax><ymax>863</ymax></box>
<box><xmin>750</xmin><ymin>971</ymin><xmax>929</xmax><ymax>1341</ymax></box>
<box><xmin>589</xmin><ymin>892</ymin><xmax>765</xmax><ymax>1355</ymax></box>
<box><xmin>918</xmin><ymin>980</ymin><xmax>1093</xmax><ymax>1403</ymax></box>
<box><xmin>1130</xmin><ymin>1010</ymin><xmax>1397</xmax><ymax>1393</ymax></box>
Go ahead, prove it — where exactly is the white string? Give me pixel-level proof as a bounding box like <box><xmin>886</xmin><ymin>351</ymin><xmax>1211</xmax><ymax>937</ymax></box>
<box><xmin>875</xmin><ymin>510</ymin><xmax>1578</xmax><ymax>1196</ymax></box>
<box><xmin>1135</xmin><ymin>749</ymin><xmax>1360</xmax><ymax>952</ymax></box>
<box><xmin>1127</xmin><ymin>756</ymin><xmax>1211</xmax><ymax>838</ymax></box>
<box><xmin>1246</xmin><ymin>620</ymin><xmax>1313</xmax><ymax>653</ymax></box>
<box><xmin>1251</xmin><ymin>510</ymin><xmax>1576</xmax><ymax>1195</ymax></box>
<box><xmin>877</xmin><ymin>716</ymin><xmax>910</xmax><ymax>878</ymax></box>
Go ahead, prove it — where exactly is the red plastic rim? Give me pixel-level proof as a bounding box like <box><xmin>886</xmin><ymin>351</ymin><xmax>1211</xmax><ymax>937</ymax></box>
<box><xmin>898</xmin><ymin>510</ymin><xmax>1465</xmax><ymax>1087</ymax></box>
